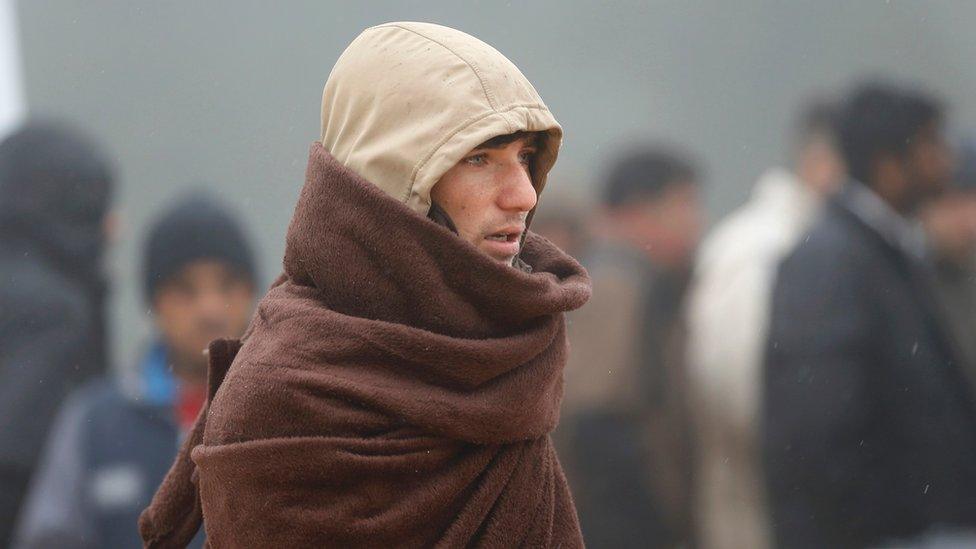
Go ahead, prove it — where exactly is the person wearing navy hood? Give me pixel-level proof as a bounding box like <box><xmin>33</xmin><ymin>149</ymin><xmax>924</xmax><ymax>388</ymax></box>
<box><xmin>13</xmin><ymin>192</ymin><xmax>257</xmax><ymax>549</ymax></box>
<box><xmin>763</xmin><ymin>82</ymin><xmax>976</xmax><ymax>548</ymax></box>
<box><xmin>0</xmin><ymin>121</ymin><xmax>114</xmax><ymax>546</ymax></box>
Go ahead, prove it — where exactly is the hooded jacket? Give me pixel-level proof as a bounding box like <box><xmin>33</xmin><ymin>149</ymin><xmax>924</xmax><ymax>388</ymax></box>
<box><xmin>0</xmin><ymin>122</ymin><xmax>113</xmax><ymax>469</ymax></box>
<box><xmin>140</xmin><ymin>22</ymin><xmax>590</xmax><ymax>548</ymax></box>
<box><xmin>319</xmin><ymin>22</ymin><xmax>561</xmax><ymax>218</ymax></box>
<box><xmin>0</xmin><ymin>121</ymin><xmax>113</xmax><ymax>546</ymax></box>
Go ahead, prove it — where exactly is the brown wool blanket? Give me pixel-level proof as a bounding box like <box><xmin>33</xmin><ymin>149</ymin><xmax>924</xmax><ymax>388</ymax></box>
<box><xmin>139</xmin><ymin>143</ymin><xmax>591</xmax><ymax>548</ymax></box>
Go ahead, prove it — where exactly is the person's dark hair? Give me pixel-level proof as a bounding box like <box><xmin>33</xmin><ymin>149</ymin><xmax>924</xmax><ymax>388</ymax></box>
<box><xmin>143</xmin><ymin>190</ymin><xmax>258</xmax><ymax>303</ymax></box>
<box><xmin>602</xmin><ymin>146</ymin><xmax>698</xmax><ymax>209</ymax></box>
<box><xmin>476</xmin><ymin>130</ymin><xmax>541</xmax><ymax>150</ymax></box>
<box><xmin>838</xmin><ymin>81</ymin><xmax>943</xmax><ymax>186</ymax></box>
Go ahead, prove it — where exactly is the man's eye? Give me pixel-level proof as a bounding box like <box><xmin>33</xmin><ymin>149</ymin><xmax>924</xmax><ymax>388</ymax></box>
<box><xmin>519</xmin><ymin>150</ymin><xmax>536</xmax><ymax>165</ymax></box>
<box><xmin>464</xmin><ymin>153</ymin><xmax>487</xmax><ymax>166</ymax></box>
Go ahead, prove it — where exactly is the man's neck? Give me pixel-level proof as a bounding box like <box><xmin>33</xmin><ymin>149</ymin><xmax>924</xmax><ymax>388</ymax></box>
<box><xmin>845</xmin><ymin>181</ymin><xmax>927</xmax><ymax>259</ymax></box>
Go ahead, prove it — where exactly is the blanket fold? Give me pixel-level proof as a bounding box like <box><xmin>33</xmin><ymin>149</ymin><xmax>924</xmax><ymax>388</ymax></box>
<box><xmin>139</xmin><ymin>338</ymin><xmax>241</xmax><ymax>548</ymax></box>
<box><xmin>140</xmin><ymin>142</ymin><xmax>590</xmax><ymax>548</ymax></box>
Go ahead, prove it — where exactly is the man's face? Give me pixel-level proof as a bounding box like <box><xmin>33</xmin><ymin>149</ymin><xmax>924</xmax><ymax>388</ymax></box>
<box><xmin>797</xmin><ymin>136</ymin><xmax>845</xmax><ymax>197</ymax></box>
<box><xmin>430</xmin><ymin>134</ymin><xmax>539</xmax><ymax>265</ymax></box>
<box><xmin>153</xmin><ymin>260</ymin><xmax>255</xmax><ymax>381</ymax></box>
<box><xmin>618</xmin><ymin>182</ymin><xmax>703</xmax><ymax>271</ymax></box>
<box><xmin>906</xmin><ymin>122</ymin><xmax>953</xmax><ymax>204</ymax></box>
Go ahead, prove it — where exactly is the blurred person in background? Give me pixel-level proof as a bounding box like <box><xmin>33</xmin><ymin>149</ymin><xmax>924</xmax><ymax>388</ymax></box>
<box><xmin>922</xmin><ymin>135</ymin><xmax>976</xmax><ymax>375</ymax></box>
<box><xmin>0</xmin><ymin>121</ymin><xmax>114</xmax><ymax>546</ymax></box>
<box><xmin>558</xmin><ymin>146</ymin><xmax>703</xmax><ymax>548</ymax></box>
<box><xmin>763</xmin><ymin>81</ymin><xmax>976</xmax><ymax>548</ymax></box>
<box><xmin>685</xmin><ymin>100</ymin><xmax>844</xmax><ymax>549</ymax></box>
<box><xmin>13</xmin><ymin>192</ymin><xmax>257</xmax><ymax>549</ymax></box>
<box><xmin>531</xmin><ymin>190</ymin><xmax>590</xmax><ymax>259</ymax></box>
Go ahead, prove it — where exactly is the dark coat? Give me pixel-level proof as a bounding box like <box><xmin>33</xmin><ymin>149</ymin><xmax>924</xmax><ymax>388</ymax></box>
<box><xmin>557</xmin><ymin>241</ymin><xmax>689</xmax><ymax>549</ymax></box>
<box><xmin>0</xmin><ymin>237</ymin><xmax>104</xmax><ymax>474</ymax></box>
<box><xmin>762</xmin><ymin>186</ymin><xmax>976</xmax><ymax>549</ymax></box>
<box><xmin>0</xmin><ymin>241</ymin><xmax>102</xmax><ymax>546</ymax></box>
<box><xmin>0</xmin><ymin>235</ymin><xmax>106</xmax><ymax>547</ymax></box>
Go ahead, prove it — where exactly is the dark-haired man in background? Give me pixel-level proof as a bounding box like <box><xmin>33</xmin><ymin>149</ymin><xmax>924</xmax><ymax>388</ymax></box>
<box><xmin>763</xmin><ymin>82</ymin><xmax>976</xmax><ymax>548</ymax></box>
<box><xmin>0</xmin><ymin>121</ymin><xmax>114</xmax><ymax>546</ymax></box>
<box><xmin>559</xmin><ymin>146</ymin><xmax>703</xmax><ymax>548</ymax></box>
<box><xmin>686</xmin><ymin>99</ymin><xmax>844</xmax><ymax>549</ymax></box>
<box><xmin>13</xmin><ymin>193</ymin><xmax>257</xmax><ymax>549</ymax></box>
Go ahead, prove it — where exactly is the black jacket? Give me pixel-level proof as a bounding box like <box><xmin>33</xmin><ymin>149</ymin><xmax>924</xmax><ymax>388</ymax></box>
<box><xmin>0</xmin><ymin>234</ymin><xmax>105</xmax><ymax>472</ymax></box>
<box><xmin>763</xmin><ymin>184</ymin><xmax>976</xmax><ymax>549</ymax></box>
<box><xmin>0</xmin><ymin>122</ymin><xmax>111</xmax><ymax>477</ymax></box>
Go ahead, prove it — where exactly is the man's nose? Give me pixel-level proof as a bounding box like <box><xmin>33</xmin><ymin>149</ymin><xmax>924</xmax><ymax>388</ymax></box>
<box><xmin>497</xmin><ymin>163</ymin><xmax>537</xmax><ymax>213</ymax></box>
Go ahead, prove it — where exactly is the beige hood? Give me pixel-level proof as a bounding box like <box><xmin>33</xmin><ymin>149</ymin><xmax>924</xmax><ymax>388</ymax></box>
<box><xmin>320</xmin><ymin>22</ymin><xmax>562</xmax><ymax>216</ymax></box>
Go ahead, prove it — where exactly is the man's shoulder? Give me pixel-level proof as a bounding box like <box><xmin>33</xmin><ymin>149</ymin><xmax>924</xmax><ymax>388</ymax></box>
<box><xmin>36</xmin><ymin>379</ymin><xmax>126</xmax><ymax>456</ymax></box>
<box><xmin>780</xmin><ymin>203</ymin><xmax>871</xmax><ymax>276</ymax></box>
<box><xmin>768</xmin><ymin>204</ymin><xmax>888</xmax><ymax>332</ymax></box>
<box><xmin>63</xmin><ymin>378</ymin><xmax>128</xmax><ymax>419</ymax></box>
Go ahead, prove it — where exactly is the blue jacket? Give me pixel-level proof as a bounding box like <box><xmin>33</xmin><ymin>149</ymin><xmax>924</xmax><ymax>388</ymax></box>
<box><xmin>13</xmin><ymin>343</ymin><xmax>204</xmax><ymax>549</ymax></box>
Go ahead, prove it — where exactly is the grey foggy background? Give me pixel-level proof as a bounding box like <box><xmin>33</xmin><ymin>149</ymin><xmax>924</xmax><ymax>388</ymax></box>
<box><xmin>14</xmin><ymin>1</ymin><xmax>976</xmax><ymax>369</ymax></box>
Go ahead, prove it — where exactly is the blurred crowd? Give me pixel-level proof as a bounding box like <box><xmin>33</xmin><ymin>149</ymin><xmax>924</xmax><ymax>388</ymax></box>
<box><xmin>548</xmin><ymin>80</ymin><xmax>976</xmax><ymax>549</ymax></box>
<box><xmin>1</xmin><ymin>78</ymin><xmax>976</xmax><ymax>549</ymax></box>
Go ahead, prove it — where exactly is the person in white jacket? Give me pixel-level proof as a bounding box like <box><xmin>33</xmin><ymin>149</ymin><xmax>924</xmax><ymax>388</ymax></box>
<box><xmin>685</xmin><ymin>101</ymin><xmax>844</xmax><ymax>549</ymax></box>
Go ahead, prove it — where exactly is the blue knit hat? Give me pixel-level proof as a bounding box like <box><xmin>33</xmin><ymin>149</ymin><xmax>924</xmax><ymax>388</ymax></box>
<box><xmin>143</xmin><ymin>191</ymin><xmax>257</xmax><ymax>303</ymax></box>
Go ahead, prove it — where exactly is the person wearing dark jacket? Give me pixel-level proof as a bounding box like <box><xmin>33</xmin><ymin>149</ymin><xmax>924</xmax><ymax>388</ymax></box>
<box><xmin>13</xmin><ymin>193</ymin><xmax>257</xmax><ymax>549</ymax></box>
<box><xmin>558</xmin><ymin>147</ymin><xmax>704</xmax><ymax>549</ymax></box>
<box><xmin>763</xmin><ymin>82</ymin><xmax>976</xmax><ymax>549</ymax></box>
<box><xmin>0</xmin><ymin>121</ymin><xmax>114</xmax><ymax>546</ymax></box>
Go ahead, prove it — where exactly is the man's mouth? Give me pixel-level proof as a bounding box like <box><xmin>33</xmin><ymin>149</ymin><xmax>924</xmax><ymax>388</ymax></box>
<box><xmin>482</xmin><ymin>226</ymin><xmax>524</xmax><ymax>261</ymax></box>
<box><xmin>485</xmin><ymin>232</ymin><xmax>521</xmax><ymax>243</ymax></box>
<box><xmin>485</xmin><ymin>224</ymin><xmax>524</xmax><ymax>242</ymax></box>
